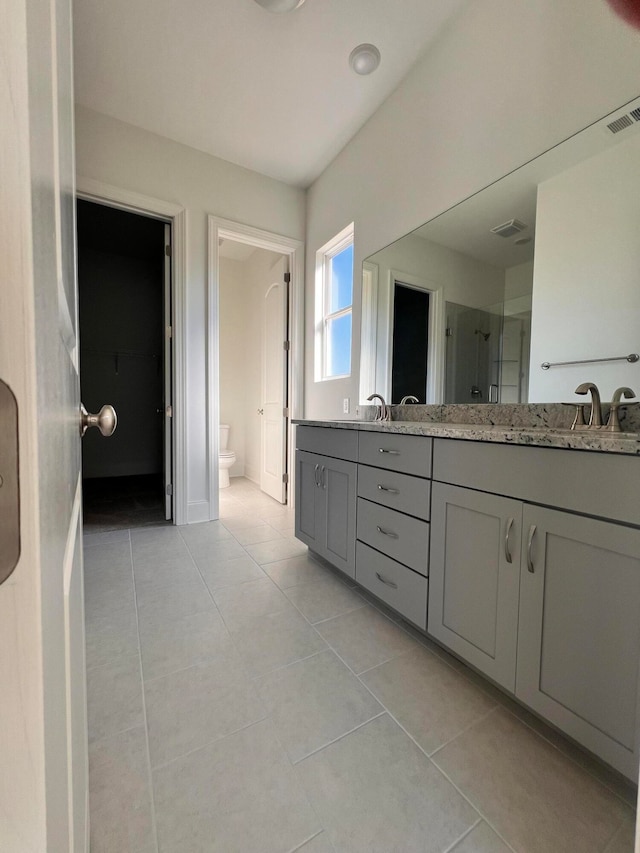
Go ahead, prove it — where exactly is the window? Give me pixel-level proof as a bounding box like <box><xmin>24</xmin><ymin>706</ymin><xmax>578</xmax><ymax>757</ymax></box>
<box><xmin>315</xmin><ymin>223</ymin><xmax>354</xmax><ymax>380</ymax></box>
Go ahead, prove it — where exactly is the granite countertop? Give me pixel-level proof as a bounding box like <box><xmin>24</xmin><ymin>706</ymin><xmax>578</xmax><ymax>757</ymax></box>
<box><xmin>293</xmin><ymin>419</ymin><xmax>640</xmax><ymax>455</ymax></box>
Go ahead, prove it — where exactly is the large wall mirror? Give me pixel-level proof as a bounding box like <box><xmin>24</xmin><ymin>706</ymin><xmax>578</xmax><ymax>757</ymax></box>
<box><xmin>360</xmin><ymin>95</ymin><xmax>640</xmax><ymax>406</ymax></box>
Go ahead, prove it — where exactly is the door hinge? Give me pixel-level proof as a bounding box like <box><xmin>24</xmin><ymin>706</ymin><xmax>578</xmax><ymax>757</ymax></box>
<box><xmin>282</xmin><ymin>473</ymin><xmax>289</xmax><ymax>484</ymax></box>
<box><xmin>166</xmin><ymin>405</ymin><xmax>173</xmax><ymax>417</ymax></box>
<box><xmin>446</xmin><ymin>327</ymin><xmax>453</xmax><ymax>337</ymax></box>
<box><xmin>165</xmin><ymin>244</ymin><xmax>171</xmax><ymax>257</ymax></box>
<box><xmin>283</xmin><ymin>340</ymin><xmax>291</xmax><ymax>351</ymax></box>
<box><xmin>284</xmin><ymin>272</ymin><xmax>291</xmax><ymax>284</ymax></box>
<box><xmin>166</xmin><ymin>325</ymin><xmax>172</xmax><ymax>339</ymax></box>
<box><xmin>283</xmin><ymin>407</ymin><xmax>289</xmax><ymax>418</ymax></box>
<box><xmin>166</xmin><ymin>483</ymin><xmax>173</xmax><ymax>496</ymax></box>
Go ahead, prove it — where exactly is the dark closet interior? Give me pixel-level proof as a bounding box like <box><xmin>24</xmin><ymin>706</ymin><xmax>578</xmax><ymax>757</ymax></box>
<box><xmin>77</xmin><ymin>199</ymin><xmax>169</xmax><ymax>530</ymax></box>
<box><xmin>391</xmin><ymin>282</ymin><xmax>430</xmax><ymax>404</ymax></box>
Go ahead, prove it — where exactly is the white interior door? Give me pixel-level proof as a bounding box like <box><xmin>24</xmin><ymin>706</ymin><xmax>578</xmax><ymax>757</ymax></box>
<box><xmin>163</xmin><ymin>223</ymin><xmax>173</xmax><ymax>520</ymax></box>
<box><xmin>260</xmin><ymin>256</ymin><xmax>289</xmax><ymax>502</ymax></box>
<box><xmin>1</xmin><ymin>0</ymin><xmax>89</xmax><ymax>848</ymax></box>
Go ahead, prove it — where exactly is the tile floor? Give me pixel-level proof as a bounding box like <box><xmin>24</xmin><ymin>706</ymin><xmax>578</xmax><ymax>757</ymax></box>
<box><xmin>84</xmin><ymin>478</ymin><xmax>637</xmax><ymax>853</ymax></box>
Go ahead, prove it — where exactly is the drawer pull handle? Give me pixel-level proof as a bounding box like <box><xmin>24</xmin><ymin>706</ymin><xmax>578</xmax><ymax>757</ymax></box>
<box><xmin>527</xmin><ymin>524</ymin><xmax>537</xmax><ymax>573</ymax></box>
<box><xmin>376</xmin><ymin>571</ymin><xmax>398</xmax><ymax>589</ymax></box>
<box><xmin>314</xmin><ymin>463</ymin><xmax>320</xmax><ymax>487</ymax></box>
<box><xmin>379</xmin><ymin>448</ymin><xmax>400</xmax><ymax>455</ymax></box>
<box><xmin>376</xmin><ymin>525</ymin><xmax>398</xmax><ymax>539</ymax></box>
<box><xmin>377</xmin><ymin>485</ymin><xmax>399</xmax><ymax>494</ymax></box>
<box><xmin>504</xmin><ymin>517</ymin><xmax>514</xmax><ymax>564</ymax></box>
<box><xmin>321</xmin><ymin>465</ymin><xmax>326</xmax><ymax>489</ymax></box>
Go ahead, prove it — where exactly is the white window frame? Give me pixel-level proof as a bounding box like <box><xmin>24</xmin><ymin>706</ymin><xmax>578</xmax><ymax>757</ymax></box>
<box><xmin>314</xmin><ymin>222</ymin><xmax>354</xmax><ymax>381</ymax></box>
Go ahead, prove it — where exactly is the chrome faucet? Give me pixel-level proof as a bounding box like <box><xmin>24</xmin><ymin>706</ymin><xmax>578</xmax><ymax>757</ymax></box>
<box><xmin>367</xmin><ymin>393</ymin><xmax>390</xmax><ymax>422</ymax></box>
<box><xmin>574</xmin><ymin>383</ymin><xmax>603</xmax><ymax>428</ymax></box>
<box><xmin>606</xmin><ymin>387</ymin><xmax>636</xmax><ymax>432</ymax></box>
<box><xmin>400</xmin><ymin>395</ymin><xmax>419</xmax><ymax>405</ymax></box>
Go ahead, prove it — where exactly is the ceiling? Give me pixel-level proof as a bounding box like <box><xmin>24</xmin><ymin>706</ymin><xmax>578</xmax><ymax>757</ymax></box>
<box><xmin>72</xmin><ymin>0</ymin><xmax>466</xmax><ymax>188</ymax></box>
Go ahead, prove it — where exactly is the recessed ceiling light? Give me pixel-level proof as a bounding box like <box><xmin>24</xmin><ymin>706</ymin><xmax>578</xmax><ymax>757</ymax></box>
<box><xmin>253</xmin><ymin>0</ymin><xmax>306</xmax><ymax>12</ymax></box>
<box><xmin>349</xmin><ymin>44</ymin><xmax>381</xmax><ymax>75</ymax></box>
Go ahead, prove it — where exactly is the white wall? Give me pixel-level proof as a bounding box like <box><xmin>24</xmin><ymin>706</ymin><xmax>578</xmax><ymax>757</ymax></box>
<box><xmin>75</xmin><ymin>107</ymin><xmax>305</xmax><ymax>521</ymax></box>
<box><xmin>505</xmin><ymin>261</ymin><xmax>534</xmax><ymax>302</ymax></box>
<box><xmin>529</xmin><ymin>132</ymin><xmax>640</xmax><ymax>402</ymax></box>
<box><xmin>305</xmin><ymin>0</ymin><xmax>640</xmax><ymax>419</ymax></box>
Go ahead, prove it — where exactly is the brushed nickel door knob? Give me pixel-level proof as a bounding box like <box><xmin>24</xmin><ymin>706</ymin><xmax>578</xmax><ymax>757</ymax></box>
<box><xmin>80</xmin><ymin>404</ymin><xmax>117</xmax><ymax>437</ymax></box>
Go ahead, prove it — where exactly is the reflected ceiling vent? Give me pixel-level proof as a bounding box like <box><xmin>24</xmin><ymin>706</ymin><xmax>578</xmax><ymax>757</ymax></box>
<box><xmin>490</xmin><ymin>219</ymin><xmax>527</xmax><ymax>239</ymax></box>
<box><xmin>607</xmin><ymin>114</ymin><xmax>634</xmax><ymax>134</ymax></box>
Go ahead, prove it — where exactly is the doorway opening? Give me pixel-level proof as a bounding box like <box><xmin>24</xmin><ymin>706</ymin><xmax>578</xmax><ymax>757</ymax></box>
<box><xmin>218</xmin><ymin>238</ymin><xmax>290</xmax><ymax>503</ymax></box>
<box><xmin>391</xmin><ymin>281</ymin><xmax>430</xmax><ymax>403</ymax></box>
<box><xmin>77</xmin><ymin>199</ymin><xmax>173</xmax><ymax>531</ymax></box>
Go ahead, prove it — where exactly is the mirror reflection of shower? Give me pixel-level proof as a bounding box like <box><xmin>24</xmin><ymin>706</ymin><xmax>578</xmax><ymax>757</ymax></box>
<box><xmin>445</xmin><ymin>297</ymin><xmax>531</xmax><ymax>404</ymax></box>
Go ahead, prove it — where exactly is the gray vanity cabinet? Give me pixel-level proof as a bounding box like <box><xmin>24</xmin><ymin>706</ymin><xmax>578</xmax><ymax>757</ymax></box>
<box><xmin>516</xmin><ymin>505</ymin><xmax>640</xmax><ymax>780</ymax></box>
<box><xmin>295</xmin><ymin>445</ymin><xmax>357</xmax><ymax>579</ymax></box>
<box><xmin>428</xmin><ymin>482</ymin><xmax>522</xmax><ymax>692</ymax></box>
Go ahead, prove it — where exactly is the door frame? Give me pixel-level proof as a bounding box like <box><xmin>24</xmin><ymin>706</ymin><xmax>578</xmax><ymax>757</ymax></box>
<box><xmin>208</xmin><ymin>215</ymin><xmax>304</xmax><ymax>520</ymax></box>
<box><xmin>76</xmin><ymin>177</ymin><xmax>188</xmax><ymax>524</ymax></box>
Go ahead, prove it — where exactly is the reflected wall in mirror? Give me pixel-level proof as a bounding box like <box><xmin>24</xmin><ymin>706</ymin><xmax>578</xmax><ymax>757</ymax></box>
<box><xmin>360</xmin><ymin>95</ymin><xmax>640</xmax><ymax>406</ymax></box>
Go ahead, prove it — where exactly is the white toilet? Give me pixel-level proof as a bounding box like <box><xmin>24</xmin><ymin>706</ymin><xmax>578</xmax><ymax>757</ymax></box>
<box><xmin>219</xmin><ymin>424</ymin><xmax>236</xmax><ymax>489</ymax></box>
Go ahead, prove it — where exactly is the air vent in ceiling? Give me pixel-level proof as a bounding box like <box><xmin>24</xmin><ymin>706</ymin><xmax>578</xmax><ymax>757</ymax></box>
<box><xmin>490</xmin><ymin>219</ymin><xmax>527</xmax><ymax>239</ymax></box>
<box><xmin>630</xmin><ymin>107</ymin><xmax>640</xmax><ymax>122</ymax></box>
<box><xmin>607</xmin><ymin>115</ymin><xmax>634</xmax><ymax>134</ymax></box>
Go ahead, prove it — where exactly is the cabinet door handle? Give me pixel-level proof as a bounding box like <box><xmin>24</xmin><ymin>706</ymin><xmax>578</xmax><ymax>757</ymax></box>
<box><xmin>376</xmin><ymin>571</ymin><xmax>398</xmax><ymax>589</ymax></box>
<box><xmin>321</xmin><ymin>465</ymin><xmax>326</xmax><ymax>489</ymax></box>
<box><xmin>379</xmin><ymin>448</ymin><xmax>400</xmax><ymax>455</ymax></box>
<box><xmin>504</xmin><ymin>517</ymin><xmax>514</xmax><ymax>564</ymax></box>
<box><xmin>314</xmin><ymin>463</ymin><xmax>320</xmax><ymax>487</ymax></box>
<box><xmin>377</xmin><ymin>485</ymin><xmax>399</xmax><ymax>494</ymax></box>
<box><xmin>376</xmin><ymin>525</ymin><xmax>398</xmax><ymax>539</ymax></box>
<box><xmin>526</xmin><ymin>524</ymin><xmax>537</xmax><ymax>573</ymax></box>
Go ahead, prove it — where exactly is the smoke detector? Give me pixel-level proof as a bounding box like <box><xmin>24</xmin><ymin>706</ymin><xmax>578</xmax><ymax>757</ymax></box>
<box><xmin>490</xmin><ymin>219</ymin><xmax>527</xmax><ymax>239</ymax></box>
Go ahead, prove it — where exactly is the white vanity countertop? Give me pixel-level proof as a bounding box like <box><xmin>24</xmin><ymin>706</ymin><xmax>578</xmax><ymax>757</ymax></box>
<box><xmin>293</xmin><ymin>419</ymin><xmax>640</xmax><ymax>455</ymax></box>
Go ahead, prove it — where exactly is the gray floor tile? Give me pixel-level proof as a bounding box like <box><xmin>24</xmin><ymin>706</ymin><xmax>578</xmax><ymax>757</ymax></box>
<box><xmin>130</xmin><ymin>525</ymin><xmax>180</xmax><ymax>545</ymax></box>
<box><xmin>89</xmin><ymin>726</ymin><xmax>155</xmax><ymax>853</ymax></box>
<box><xmin>87</xmin><ymin>654</ymin><xmax>145</xmax><ymax>742</ymax></box>
<box><xmin>84</xmin><ymin>528</ymin><xmax>131</xmax><ymax>548</ymax></box>
<box><xmin>451</xmin><ymin>822</ymin><xmax>513</xmax><ymax>852</ymax></box>
<box><xmin>198</xmin><ymin>553</ymin><xmax>266</xmax><ymax>591</ymax></box>
<box><xmin>294</xmin><ymin>832</ymin><xmax>336</xmax><ymax>852</ymax></box>
<box><xmin>284</xmin><ymin>574</ymin><xmax>366</xmax><ymax>623</ymax></box>
<box><xmin>132</xmin><ymin>550</ymin><xmax>201</xmax><ymax>592</ymax></box>
<box><xmin>186</xmin><ymin>538</ymin><xmax>247</xmax><ymax>564</ymax></box>
<box><xmin>297</xmin><ymin>714</ymin><xmax>478</xmax><ymax>853</ymax></box>
<box><xmin>360</xmin><ymin>645</ymin><xmax>497</xmax><ymax>755</ymax></box>
<box><xmin>254</xmin><ymin>649</ymin><xmax>382</xmax><ymax>763</ymax></box>
<box><xmin>85</xmin><ymin>604</ymin><xmax>140</xmax><ymax>670</ymax></box>
<box><xmin>232</xmin><ymin>523</ymin><xmax>284</xmax><ymax>546</ymax></box>
<box><xmin>153</xmin><ymin>718</ymin><xmax>320</xmax><ymax>853</ymax></box>
<box><xmin>231</xmin><ymin>608</ymin><xmax>328</xmax><ymax>676</ymax></box>
<box><xmin>178</xmin><ymin>519</ymin><xmax>233</xmax><ymax>547</ymax></box>
<box><xmin>603</xmin><ymin>816</ymin><xmax>637</xmax><ymax>853</ymax></box>
<box><xmin>139</xmin><ymin>608</ymin><xmax>230</xmax><ymax>681</ymax></box>
<box><xmin>263</xmin><ymin>553</ymin><xmax>336</xmax><ymax>589</ymax></box>
<box><xmin>212</xmin><ymin>577</ymin><xmax>293</xmax><ymax>630</ymax></box>
<box><xmin>135</xmin><ymin>577</ymin><xmax>215</xmax><ymax>631</ymax></box>
<box><xmin>315</xmin><ymin>605</ymin><xmax>419</xmax><ymax>674</ymax></box>
<box><xmin>145</xmin><ymin>659</ymin><xmax>265</xmax><ymax>767</ymax></box>
<box><xmin>432</xmin><ymin>707</ymin><xmax>632</xmax><ymax>853</ymax></box>
<box><xmin>245</xmin><ymin>536</ymin><xmax>308</xmax><ymax>565</ymax></box>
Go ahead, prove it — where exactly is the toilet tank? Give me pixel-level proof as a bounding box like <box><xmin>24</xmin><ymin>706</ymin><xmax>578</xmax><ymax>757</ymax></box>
<box><xmin>219</xmin><ymin>424</ymin><xmax>230</xmax><ymax>451</ymax></box>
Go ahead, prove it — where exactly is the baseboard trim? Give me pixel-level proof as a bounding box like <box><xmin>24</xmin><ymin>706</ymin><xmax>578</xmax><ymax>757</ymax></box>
<box><xmin>187</xmin><ymin>500</ymin><xmax>211</xmax><ymax>524</ymax></box>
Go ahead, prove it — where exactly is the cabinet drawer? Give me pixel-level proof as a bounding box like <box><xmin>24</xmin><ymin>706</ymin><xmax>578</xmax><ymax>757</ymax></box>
<box><xmin>356</xmin><ymin>542</ymin><xmax>428</xmax><ymax>629</ymax></box>
<box><xmin>358</xmin><ymin>432</ymin><xmax>432</xmax><ymax>477</ymax></box>
<box><xmin>357</xmin><ymin>498</ymin><xmax>429</xmax><ymax>576</ymax></box>
<box><xmin>296</xmin><ymin>426</ymin><xmax>358</xmax><ymax>462</ymax></box>
<box><xmin>358</xmin><ymin>465</ymin><xmax>431</xmax><ymax>521</ymax></box>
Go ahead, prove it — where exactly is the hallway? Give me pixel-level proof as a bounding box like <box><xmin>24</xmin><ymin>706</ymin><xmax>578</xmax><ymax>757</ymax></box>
<box><xmin>84</xmin><ymin>479</ymin><xmax>636</xmax><ymax>853</ymax></box>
